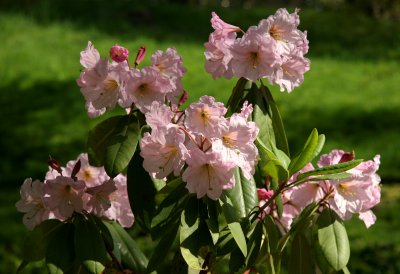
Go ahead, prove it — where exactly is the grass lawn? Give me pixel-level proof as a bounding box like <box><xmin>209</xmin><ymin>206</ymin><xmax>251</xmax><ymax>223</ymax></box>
<box><xmin>0</xmin><ymin>1</ymin><xmax>400</xmax><ymax>273</ymax></box>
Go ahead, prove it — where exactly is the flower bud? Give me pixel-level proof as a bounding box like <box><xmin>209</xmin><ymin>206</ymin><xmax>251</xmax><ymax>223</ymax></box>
<box><xmin>339</xmin><ymin>150</ymin><xmax>355</xmax><ymax>163</ymax></box>
<box><xmin>48</xmin><ymin>156</ymin><xmax>62</xmax><ymax>174</ymax></box>
<box><xmin>134</xmin><ymin>46</ymin><xmax>146</xmax><ymax>67</ymax></box>
<box><xmin>109</xmin><ymin>44</ymin><xmax>129</xmax><ymax>63</ymax></box>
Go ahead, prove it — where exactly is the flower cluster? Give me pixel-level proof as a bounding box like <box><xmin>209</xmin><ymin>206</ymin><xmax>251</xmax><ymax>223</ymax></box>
<box><xmin>259</xmin><ymin>150</ymin><xmax>381</xmax><ymax>229</ymax></box>
<box><xmin>15</xmin><ymin>153</ymin><xmax>133</xmax><ymax>230</ymax></box>
<box><xmin>140</xmin><ymin>97</ymin><xmax>259</xmax><ymax>200</ymax></box>
<box><xmin>77</xmin><ymin>42</ymin><xmax>186</xmax><ymax>117</ymax></box>
<box><xmin>205</xmin><ymin>8</ymin><xmax>310</xmax><ymax>92</ymax></box>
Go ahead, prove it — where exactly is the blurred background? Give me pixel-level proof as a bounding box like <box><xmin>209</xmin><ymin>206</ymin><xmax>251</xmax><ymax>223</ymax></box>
<box><xmin>0</xmin><ymin>0</ymin><xmax>399</xmax><ymax>273</ymax></box>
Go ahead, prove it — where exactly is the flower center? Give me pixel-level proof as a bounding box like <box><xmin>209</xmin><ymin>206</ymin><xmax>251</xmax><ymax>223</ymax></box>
<box><xmin>103</xmin><ymin>79</ymin><xmax>119</xmax><ymax>93</ymax></box>
<box><xmin>269</xmin><ymin>25</ymin><xmax>283</xmax><ymax>41</ymax></box>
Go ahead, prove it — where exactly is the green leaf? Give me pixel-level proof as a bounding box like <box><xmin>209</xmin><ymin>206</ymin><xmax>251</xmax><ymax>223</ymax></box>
<box><xmin>315</xmin><ymin>208</ymin><xmax>350</xmax><ymax>271</ymax></box>
<box><xmin>205</xmin><ymin>198</ymin><xmax>220</xmax><ymax>245</ymax></box>
<box><xmin>256</xmin><ymin>138</ymin><xmax>289</xmax><ymax>182</ymax></box>
<box><xmin>147</xmin><ymin>221</ymin><xmax>180</xmax><ymax>272</ymax></box>
<box><xmin>227</xmin><ymin>77</ymin><xmax>249</xmax><ymax>114</ymax></box>
<box><xmin>216</xmin><ymin>227</ymin><xmax>236</xmax><ymax>256</ymax></box>
<box><xmin>155</xmin><ymin>177</ymin><xmax>183</xmax><ymax>205</ymax></box>
<box><xmin>180</xmin><ymin>196</ymin><xmax>210</xmax><ymax>270</ymax></box>
<box><xmin>246</xmin><ymin>220</ymin><xmax>263</xmax><ymax>268</ymax></box>
<box><xmin>104</xmin><ymin>221</ymin><xmax>148</xmax><ymax>272</ymax></box>
<box><xmin>73</xmin><ymin>215</ymin><xmax>109</xmax><ymax>265</ymax></box>
<box><xmin>219</xmin><ymin>195</ymin><xmax>248</xmax><ymax>257</ymax></box>
<box><xmin>288</xmin><ymin>128</ymin><xmax>319</xmax><ymax>175</ymax></box>
<box><xmin>297</xmin><ymin>159</ymin><xmax>363</xmax><ymax>181</ymax></box>
<box><xmin>224</xmin><ymin>168</ymin><xmax>258</xmax><ymax>219</ymax></box>
<box><xmin>151</xmin><ymin>180</ymin><xmax>189</xmax><ymax>240</ymax></box>
<box><xmin>229</xmin><ymin>246</ymin><xmax>245</xmax><ymax>273</ymax></box>
<box><xmin>259</xmin><ymin>83</ymin><xmax>290</xmax><ymax>156</ymax></box>
<box><xmin>46</xmin><ymin>222</ymin><xmax>75</xmax><ymax>273</ymax></box>
<box><xmin>87</xmin><ymin>114</ymin><xmax>140</xmax><ymax>177</ymax></box>
<box><xmin>288</xmin><ymin>232</ymin><xmax>314</xmax><ymax>274</ymax></box>
<box><xmin>127</xmin><ymin>151</ymin><xmax>157</xmax><ymax>232</ymax></box>
<box><xmin>20</xmin><ymin>219</ymin><xmax>62</xmax><ymax>262</ymax></box>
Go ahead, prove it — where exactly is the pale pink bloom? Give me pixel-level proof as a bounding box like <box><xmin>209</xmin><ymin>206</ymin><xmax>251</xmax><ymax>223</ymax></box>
<box><xmin>271</xmin><ymin>53</ymin><xmax>310</xmax><ymax>93</ymax></box>
<box><xmin>257</xmin><ymin>8</ymin><xmax>305</xmax><ymax>55</ymax></box>
<box><xmin>80</xmin><ymin>41</ymin><xmax>100</xmax><ymax>69</ymax></box>
<box><xmin>231</xmin><ymin>31</ymin><xmax>280</xmax><ymax>82</ymax></box>
<box><xmin>85</xmin><ymin>179</ymin><xmax>117</xmax><ymax>216</ymax></box>
<box><xmin>318</xmin><ymin>150</ymin><xmax>381</xmax><ymax>227</ymax></box>
<box><xmin>182</xmin><ymin>148</ymin><xmax>235</xmax><ymax>200</ymax></box>
<box><xmin>211</xmin><ymin>112</ymin><xmax>259</xmax><ymax>179</ymax></box>
<box><xmin>43</xmin><ymin>176</ymin><xmax>86</xmax><ymax>219</ymax></box>
<box><xmin>109</xmin><ymin>44</ymin><xmax>129</xmax><ymax>63</ymax></box>
<box><xmin>16</xmin><ymin>178</ymin><xmax>52</xmax><ymax>230</ymax></box>
<box><xmin>151</xmin><ymin>48</ymin><xmax>187</xmax><ymax>103</ymax></box>
<box><xmin>140</xmin><ymin>127</ymin><xmax>188</xmax><ymax>179</ymax></box>
<box><xmin>145</xmin><ymin>101</ymin><xmax>175</xmax><ymax>134</ymax></box>
<box><xmin>104</xmin><ymin>175</ymin><xmax>134</xmax><ymax>227</ymax></box>
<box><xmin>122</xmin><ymin>67</ymin><xmax>169</xmax><ymax>113</ymax></box>
<box><xmin>204</xmin><ymin>33</ymin><xmax>234</xmax><ymax>79</ymax></box>
<box><xmin>210</xmin><ymin>11</ymin><xmax>241</xmax><ymax>40</ymax></box>
<box><xmin>185</xmin><ymin>95</ymin><xmax>229</xmax><ymax>138</ymax></box>
<box><xmin>239</xmin><ymin>101</ymin><xmax>253</xmax><ymax>119</ymax></box>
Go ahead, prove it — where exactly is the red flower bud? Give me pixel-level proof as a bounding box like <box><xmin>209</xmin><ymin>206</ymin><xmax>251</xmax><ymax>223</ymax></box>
<box><xmin>339</xmin><ymin>150</ymin><xmax>355</xmax><ymax>163</ymax></box>
<box><xmin>134</xmin><ymin>46</ymin><xmax>146</xmax><ymax>67</ymax></box>
<box><xmin>48</xmin><ymin>156</ymin><xmax>62</xmax><ymax>174</ymax></box>
<box><xmin>109</xmin><ymin>44</ymin><xmax>129</xmax><ymax>63</ymax></box>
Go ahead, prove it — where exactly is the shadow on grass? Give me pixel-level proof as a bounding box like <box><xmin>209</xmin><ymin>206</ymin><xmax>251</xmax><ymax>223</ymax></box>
<box><xmin>1</xmin><ymin>0</ymin><xmax>399</xmax><ymax>60</ymax></box>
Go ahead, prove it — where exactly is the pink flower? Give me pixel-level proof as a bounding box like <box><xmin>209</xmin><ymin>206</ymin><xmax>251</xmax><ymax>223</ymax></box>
<box><xmin>151</xmin><ymin>48</ymin><xmax>187</xmax><ymax>104</ymax></box>
<box><xmin>257</xmin><ymin>188</ymin><xmax>273</xmax><ymax>201</ymax></box>
<box><xmin>318</xmin><ymin>150</ymin><xmax>381</xmax><ymax>227</ymax></box>
<box><xmin>80</xmin><ymin>41</ymin><xmax>100</xmax><ymax>69</ymax></box>
<box><xmin>211</xmin><ymin>110</ymin><xmax>259</xmax><ymax>179</ymax></box>
<box><xmin>122</xmin><ymin>67</ymin><xmax>169</xmax><ymax>113</ymax></box>
<box><xmin>185</xmin><ymin>95</ymin><xmax>229</xmax><ymax>138</ymax></box>
<box><xmin>43</xmin><ymin>176</ymin><xmax>86</xmax><ymax>219</ymax></box>
<box><xmin>85</xmin><ymin>179</ymin><xmax>117</xmax><ymax>215</ymax></box>
<box><xmin>109</xmin><ymin>44</ymin><xmax>129</xmax><ymax>63</ymax></box>
<box><xmin>231</xmin><ymin>31</ymin><xmax>280</xmax><ymax>82</ymax></box>
<box><xmin>77</xmin><ymin>43</ymin><xmax>129</xmax><ymax>117</ymax></box>
<box><xmin>204</xmin><ymin>33</ymin><xmax>234</xmax><ymax>79</ymax></box>
<box><xmin>210</xmin><ymin>12</ymin><xmax>241</xmax><ymax>41</ymax></box>
<box><xmin>140</xmin><ymin>127</ymin><xmax>188</xmax><ymax>179</ymax></box>
<box><xmin>144</xmin><ymin>101</ymin><xmax>175</xmax><ymax>135</ymax></box>
<box><xmin>16</xmin><ymin>178</ymin><xmax>52</xmax><ymax>230</ymax></box>
<box><xmin>104</xmin><ymin>175</ymin><xmax>134</xmax><ymax>227</ymax></box>
<box><xmin>271</xmin><ymin>53</ymin><xmax>310</xmax><ymax>93</ymax></box>
<box><xmin>182</xmin><ymin>148</ymin><xmax>235</xmax><ymax>200</ymax></box>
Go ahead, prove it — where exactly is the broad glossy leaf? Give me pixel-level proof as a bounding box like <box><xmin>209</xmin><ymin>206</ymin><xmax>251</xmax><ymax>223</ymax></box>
<box><xmin>227</xmin><ymin>77</ymin><xmax>249</xmax><ymax>114</ymax></box>
<box><xmin>20</xmin><ymin>219</ymin><xmax>62</xmax><ymax>262</ymax></box>
<box><xmin>73</xmin><ymin>214</ymin><xmax>109</xmax><ymax>265</ymax></box>
<box><xmin>87</xmin><ymin>114</ymin><xmax>140</xmax><ymax>177</ymax></box>
<box><xmin>297</xmin><ymin>159</ymin><xmax>363</xmax><ymax>180</ymax></box>
<box><xmin>288</xmin><ymin>232</ymin><xmax>314</xmax><ymax>274</ymax></box>
<box><xmin>219</xmin><ymin>195</ymin><xmax>248</xmax><ymax>257</ymax></box>
<box><xmin>104</xmin><ymin>221</ymin><xmax>148</xmax><ymax>272</ymax></box>
<box><xmin>224</xmin><ymin>168</ymin><xmax>258</xmax><ymax>219</ymax></box>
<box><xmin>46</xmin><ymin>222</ymin><xmax>75</xmax><ymax>273</ymax></box>
<box><xmin>315</xmin><ymin>208</ymin><xmax>350</xmax><ymax>271</ymax></box>
<box><xmin>180</xmin><ymin>196</ymin><xmax>210</xmax><ymax>270</ymax></box>
<box><xmin>205</xmin><ymin>198</ymin><xmax>220</xmax><ymax>245</ymax></box>
<box><xmin>246</xmin><ymin>220</ymin><xmax>263</xmax><ymax>268</ymax></box>
<box><xmin>127</xmin><ymin>151</ymin><xmax>157</xmax><ymax>232</ymax></box>
<box><xmin>288</xmin><ymin>128</ymin><xmax>319</xmax><ymax>175</ymax></box>
<box><xmin>259</xmin><ymin>83</ymin><xmax>290</xmax><ymax>156</ymax></box>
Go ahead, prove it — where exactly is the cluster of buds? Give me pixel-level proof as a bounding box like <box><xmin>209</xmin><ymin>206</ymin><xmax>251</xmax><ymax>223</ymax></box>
<box><xmin>140</xmin><ymin>97</ymin><xmax>259</xmax><ymax>200</ymax></box>
<box><xmin>15</xmin><ymin>153</ymin><xmax>133</xmax><ymax>230</ymax></box>
<box><xmin>77</xmin><ymin>42</ymin><xmax>186</xmax><ymax>118</ymax></box>
<box><xmin>258</xmin><ymin>150</ymin><xmax>381</xmax><ymax>229</ymax></box>
<box><xmin>205</xmin><ymin>8</ymin><xmax>310</xmax><ymax>92</ymax></box>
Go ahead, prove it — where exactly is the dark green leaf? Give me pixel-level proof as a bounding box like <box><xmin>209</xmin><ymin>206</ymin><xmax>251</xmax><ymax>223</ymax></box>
<box><xmin>151</xmin><ymin>180</ymin><xmax>189</xmax><ymax>239</ymax></box>
<box><xmin>155</xmin><ymin>177</ymin><xmax>182</xmax><ymax>205</ymax></box>
<box><xmin>104</xmin><ymin>221</ymin><xmax>148</xmax><ymax>272</ymax></box>
<box><xmin>127</xmin><ymin>151</ymin><xmax>157</xmax><ymax>232</ymax></box>
<box><xmin>46</xmin><ymin>222</ymin><xmax>75</xmax><ymax>273</ymax></box>
<box><xmin>216</xmin><ymin>227</ymin><xmax>236</xmax><ymax>256</ymax></box>
<box><xmin>288</xmin><ymin>128</ymin><xmax>319</xmax><ymax>175</ymax></box>
<box><xmin>205</xmin><ymin>198</ymin><xmax>220</xmax><ymax>245</ymax></box>
<box><xmin>147</xmin><ymin>221</ymin><xmax>180</xmax><ymax>272</ymax></box>
<box><xmin>315</xmin><ymin>208</ymin><xmax>350</xmax><ymax>271</ymax></box>
<box><xmin>297</xmin><ymin>159</ymin><xmax>363</xmax><ymax>180</ymax></box>
<box><xmin>259</xmin><ymin>83</ymin><xmax>290</xmax><ymax>156</ymax></box>
<box><xmin>227</xmin><ymin>77</ymin><xmax>249</xmax><ymax>114</ymax></box>
<box><xmin>87</xmin><ymin>114</ymin><xmax>140</xmax><ymax>177</ymax></box>
<box><xmin>246</xmin><ymin>220</ymin><xmax>263</xmax><ymax>268</ymax></box>
<box><xmin>21</xmin><ymin>219</ymin><xmax>62</xmax><ymax>262</ymax></box>
<box><xmin>219</xmin><ymin>195</ymin><xmax>247</xmax><ymax>257</ymax></box>
<box><xmin>288</xmin><ymin>232</ymin><xmax>314</xmax><ymax>274</ymax></box>
<box><xmin>229</xmin><ymin>246</ymin><xmax>245</xmax><ymax>273</ymax></box>
<box><xmin>73</xmin><ymin>215</ymin><xmax>109</xmax><ymax>265</ymax></box>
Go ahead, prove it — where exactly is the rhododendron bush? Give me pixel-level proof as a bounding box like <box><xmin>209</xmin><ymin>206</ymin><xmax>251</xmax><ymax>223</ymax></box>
<box><xmin>16</xmin><ymin>8</ymin><xmax>381</xmax><ymax>274</ymax></box>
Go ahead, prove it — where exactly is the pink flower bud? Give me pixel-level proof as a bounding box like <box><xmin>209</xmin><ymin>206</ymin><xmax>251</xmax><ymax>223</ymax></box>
<box><xmin>109</xmin><ymin>44</ymin><xmax>129</xmax><ymax>63</ymax></box>
<box><xmin>134</xmin><ymin>46</ymin><xmax>146</xmax><ymax>66</ymax></box>
<box><xmin>339</xmin><ymin>150</ymin><xmax>355</xmax><ymax>163</ymax></box>
<box><xmin>48</xmin><ymin>156</ymin><xmax>62</xmax><ymax>174</ymax></box>
<box><xmin>257</xmin><ymin>188</ymin><xmax>273</xmax><ymax>201</ymax></box>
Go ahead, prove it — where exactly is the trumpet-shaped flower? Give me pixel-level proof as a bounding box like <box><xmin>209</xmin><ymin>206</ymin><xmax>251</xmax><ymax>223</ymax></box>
<box><xmin>85</xmin><ymin>179</ymin><xmax>117</xmax><ymax>215</ymax></box>
<box><xmin>182</xmin><ymin>147</ymin><xmax>235</xmax><ymax>200</ymax></box>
